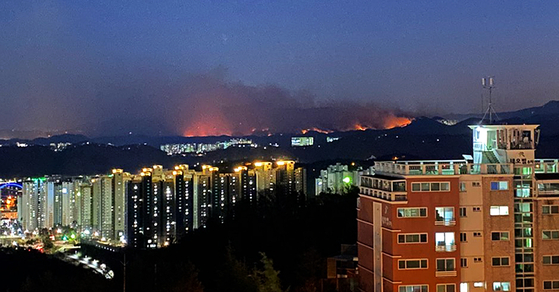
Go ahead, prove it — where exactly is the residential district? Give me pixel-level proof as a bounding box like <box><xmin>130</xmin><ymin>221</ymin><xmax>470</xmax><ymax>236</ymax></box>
<box><xmin>2</xmin><ymin>122</ymin><xmax>559</xmax><ymax>292</ymax></box>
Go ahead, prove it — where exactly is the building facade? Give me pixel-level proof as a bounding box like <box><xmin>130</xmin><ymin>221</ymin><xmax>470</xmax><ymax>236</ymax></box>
<box><xmin>358</xmin><ymin>124</ymin><xmax>559</xmax><ymax>292</ymax></box>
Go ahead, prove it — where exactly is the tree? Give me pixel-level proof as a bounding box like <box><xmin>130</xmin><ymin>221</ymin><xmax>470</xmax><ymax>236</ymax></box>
<box><xmin>253</xmin><ymin>253</ymin><xmax>285</xmax><ymax>292</ymax></box>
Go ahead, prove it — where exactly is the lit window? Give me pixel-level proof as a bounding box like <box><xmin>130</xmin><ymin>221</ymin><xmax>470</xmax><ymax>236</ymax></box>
<box><xmin>460</xmin><ymin>283</ymin><xmax>468</xmax><ymax>292</ymax></box>
<box><xmin>435</xmin><ymin>232</ymin><xmax>455</xmax><ymax>252</ymax></box>
<box><xmin>490</xmin><ymin>181</ymin><xmax>508</xmax><ymax>190</ymax></box>
<box><xmin>493</xmin><ymin>282</ymin><xmax>510</xmax><ymax>291</ymax></box>
<box><xmin>435</xmin><ymin>207</ymin><xmax>455</xmax><ymax>225</ymax></box>
<box><xmin>490</xmin><ymin>206</ymin><xmax>509</xmax><ymax>216</ymax></box>
<box><xmin>473</xmin><ymin>282</ymin><xmax>483</xmax><ymax>288</ymax></box>
<box><xmin>459</xmin><ymin>182</ymin><xmax>466</xmax><ymax>192</ymax></box>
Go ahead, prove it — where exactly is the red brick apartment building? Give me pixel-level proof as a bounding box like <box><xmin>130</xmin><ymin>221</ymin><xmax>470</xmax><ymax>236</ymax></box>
<box><xmin>358</xmin><ymin>124</ymin><xmax>559</xmax><ymax>292</ymax></box>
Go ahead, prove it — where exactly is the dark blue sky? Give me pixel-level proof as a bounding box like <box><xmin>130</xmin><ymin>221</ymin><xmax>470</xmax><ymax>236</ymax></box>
<box><xmin>1</xmin><ymin>1</ymin><xmax>559</xmax><ymax>135</ymax></box>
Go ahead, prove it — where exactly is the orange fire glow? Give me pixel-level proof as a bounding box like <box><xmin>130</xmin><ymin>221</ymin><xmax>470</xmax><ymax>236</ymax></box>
<box><xmin>354</xmin><ymin>124</ymin><xmax>368</xmax><ymax>131</ymax></box>
<box><xmin>383</xmin><ymin>116</ymin><xmax>413</xmax><ymax>129</ymax></box>
<box><xmin>301</xmin><ymin>128</ymin><xmax>333</xmax><ymax>135</ymax></box>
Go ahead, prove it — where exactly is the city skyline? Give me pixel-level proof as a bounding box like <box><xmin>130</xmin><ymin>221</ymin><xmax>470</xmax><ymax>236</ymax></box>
<box><xmin>2</xmin><ymin>2</ymin><xmax>559</xmax><ymax>136</ymax></box>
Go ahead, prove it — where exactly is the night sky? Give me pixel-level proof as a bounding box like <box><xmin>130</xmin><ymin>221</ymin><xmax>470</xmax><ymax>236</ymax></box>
<box><xmin>1</xmin><ymin>1</ymin><xmax>559</xmax><ymax>136</ymax></box>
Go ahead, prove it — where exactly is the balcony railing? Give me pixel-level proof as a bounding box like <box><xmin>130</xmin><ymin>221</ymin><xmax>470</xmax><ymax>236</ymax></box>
<box><xmin>435</xmin><ymin>244</ymin><xmax>456</xmax><ymax>252</ymax></box>
<box><xmin>435</xmin><ymin>219</ymin><xmax>456</xmax><ymax>226</ymax></box>
<box><xmin>435</xmin><ymin>271</ymin><xmax>457</xmax><ymax>277</ymax></box>
<box><xmin>374</xmin><ymin>160</ymin><xmax>514</xmax><ymax>176</ymax></box>
<box><xmin>359</xmin><ymin>186</ymin><xmax>407</xmax><ymax>202</ymax></box>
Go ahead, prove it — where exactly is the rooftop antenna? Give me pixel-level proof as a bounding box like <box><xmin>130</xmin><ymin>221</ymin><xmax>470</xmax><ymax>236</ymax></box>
<box><xmin>481</xmin><ymin>76</ymin><xmax>499</xmax><ymax>124</ymax></box>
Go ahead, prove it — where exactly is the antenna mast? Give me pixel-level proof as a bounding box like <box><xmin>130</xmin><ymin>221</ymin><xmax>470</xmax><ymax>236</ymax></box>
<box><xmin>481</xmin><ymin>76</ymin><xmax>499</xmax><ymax>124</ymax></box>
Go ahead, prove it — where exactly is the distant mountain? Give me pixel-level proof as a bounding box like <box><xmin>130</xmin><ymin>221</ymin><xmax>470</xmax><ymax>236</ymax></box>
<box><xmin>0</xmin><ymin>144</ymin><xmax>186</xmax><ymax>177</ymax></box>
<box><xmin>445</xmin><ymin>100</ymin><xmax>559</xmax><ymax>121</ymax></box>
<box><xmin>31</xmin><ymin>134</ymin><xmax>89</xmax><ymax>145</ymax></box>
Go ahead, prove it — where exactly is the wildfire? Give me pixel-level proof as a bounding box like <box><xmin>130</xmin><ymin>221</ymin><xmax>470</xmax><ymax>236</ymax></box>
<box><xmin>384</xmin><ymin>116</ymin><xmax>413</xmax><ymax>129</ymax></box>
<box><xmin>301</xmin><ymin>127</ymin><xmax>333</xmax><ymax>135</ymax></box>
<box><xmin>354</xmin><ymin>124</ymin><xmax>368</xmax><ymax>131</ymax></box>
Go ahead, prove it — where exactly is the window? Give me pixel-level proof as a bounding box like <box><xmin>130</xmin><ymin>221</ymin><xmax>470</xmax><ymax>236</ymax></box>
<box><xmin>399</xmin><ymin>285</ymin><xmax>428</xmax><ymax>292</ymax></box>
<box><xmin>473</xmin><ymin>207</ymin><xmax>481</xmax><ymax>212</ymax></box>
<box><xmin>474</xmin><ymin>257</ymin><xmax>482</xmax><ymax>263</ymax></box>
<box><xmin>491</xmin><ymin>232</ymin><xmax>510</xmax><ymax>241</ymax></box>
<box><xmin>543</xmin><ymin>230</ymin><xmax>559</xmax><ymax>240</ymax></box>
<box><xmin>544</xmin><ymin>281</ymin><xmax>559</xmax><ymax>290</ymax></box>
<box><xmin>435</xmin><ymin>232</ymin><xmax>456</xmax><ymax>252</ymax></box>
<box><xmin>411</xmin><ymin>182</ymin><xmax>450</xmax><ymax>192</ymax></box>
<box><xmin>473</xmin><ymin>282</ymin><xmax>483</xmax><ymax>288</ymax></box>
<box><xmin>460</xmin><ymin>258</ymin><xmax>468</xmax><ymax>267</ymax></box>
<box><xmin>544</xmin><ymin>255</ymin><xmax>559</xmax><ymax>265</ymax></box>
<box><xmin>490</xmin><ymin>206</ymin><xmax>509</xmax><ymax>216</ymax></box>
<box><xmin>493</xmin><ymin>282</ymin><xmax>511</xmax><ymax>291</ymax></box>
<box><xmin>472</xmin><ymin>181</ymin><xmax>481</xmax><ymax>187</ymax></box>
<box><xmin>473</xmin><ymin>232</ymin><xmax>482</xmax><ymax>237</ymax></box>
<box><xmin>543</xmin><ymin>205</ymin><xmax>559</xmax><ymax>215</ymax></box>
<box><xmin>397</xmin><ymin>208</ymin><xmax>427</xmax><ymax>218</ymax></box>
<box><xmin>436</xmin><ymin>284</ymin><xmax>455</xmax><ymax>292</ymax></box>
<box><xmin>460</xmin><ymin>283</ymin><xmax>468</xmax><ymax>292</ymax></box>
<box><xmin>398</xmin><ymin>259</ymin><xmax>428</xmax><ymax>270</ymax></box>
<box><xmin>491</xmin><ymin>181</ymin><xmax>509</xmax><ymax>190</ymax></box>
<box><xmin>459</xmin><ymin>182</ymin><xmax>466</xmax><ymax>192</ymax></box>
<box><xmin>436</xmin><ymin>258</ymin><xmax>455</xmax><ymax>272</ymax></box>
<box><xmin>492</xmin><ymin>257</ymin><xmax>510</xmax><ymax>266</ymax></box>
<box><xmin>435</xmin><ymin>207</ymin><xmax>455</xmax><ymax>225</ymax></box>
<box><xmin>460</xmin><ymin>233</ymin><xmax>467</xmax><ymax>242</ymax></box>
<box><xmin>398</xmin><ymin>233</ymin><xmax>428</xmax><ymax>244</ymax></box>
<box><xmin>459</xmin><ymin>207</ymin><xmax>467</xmax><ymax>217</ymax></box>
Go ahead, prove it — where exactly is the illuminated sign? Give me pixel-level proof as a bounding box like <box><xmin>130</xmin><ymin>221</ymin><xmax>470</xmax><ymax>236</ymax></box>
<box><xmin>291</xmin><ymin>137</ymin><xmax>314</xmax><ymax>147</ymax></box>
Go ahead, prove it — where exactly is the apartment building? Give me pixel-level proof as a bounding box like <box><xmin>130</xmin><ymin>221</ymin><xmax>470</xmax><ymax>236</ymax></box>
<box><xmin>358</xmin><ymin>124</ymin><xmax>559</xmax><ymax>292</ymax></box>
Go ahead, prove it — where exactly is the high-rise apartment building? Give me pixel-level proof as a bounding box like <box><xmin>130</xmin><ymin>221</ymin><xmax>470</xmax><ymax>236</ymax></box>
<box><xmin>316</xmin><ymin>163</ymin><xmax>361</xmax><ymax>196</ymax></box>
<box><xmin>357</xmin><ymin>123</ymin><xmax>559</xmax><ymax>292</ymax></box>
<box><xmin>20</xmin><ymin>178</ymin><xmax>46</xmax><ymax>231</ymax></box>
<box><xmin>112</xmin><ymin>169</ymin><xmax>129</xmax><ymax>241</ymax></box>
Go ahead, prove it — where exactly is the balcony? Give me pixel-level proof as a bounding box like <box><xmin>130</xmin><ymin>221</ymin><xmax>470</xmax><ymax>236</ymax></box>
<box><xmin>374</xmin><ymin>160</ymin><xmax>513</xmax><ymax>176</ymax></box>
<box><xmin>359</xmin><ymin>186</ymin><xmax>407</xmax><ymax>202</ymax></box>
<box><xmin>435</xmin><ymin>218</ymin><xmax>456</xmax><ymax>226</ymax></box>
<box><xmin>435</xmin><ymin>271</ymin><xmax>457</xmax><ymax>277</ymax></box>
<box><xmin>435</xmin><ymin>244</ymin><xmax>456</xmax><ymax>252</ymax></box>
<box><xmin>535</xmin><ymin>159</ymin><xmax>559</xmax><ymax>174</ymax></box>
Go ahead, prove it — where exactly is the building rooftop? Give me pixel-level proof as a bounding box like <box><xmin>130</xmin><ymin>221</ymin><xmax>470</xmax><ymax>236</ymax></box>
<box><xmin>372</xmin><ymin>158</ymin><xmax>559</xmax><ymax>177</ymax></box>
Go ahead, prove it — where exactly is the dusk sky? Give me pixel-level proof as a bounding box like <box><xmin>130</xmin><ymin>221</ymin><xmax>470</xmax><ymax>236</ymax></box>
<box><xmin>1</xmin><ymin>1</ymin><xmax>559</xmax><ymax>136</ymax></box>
